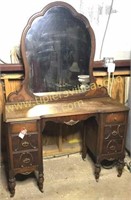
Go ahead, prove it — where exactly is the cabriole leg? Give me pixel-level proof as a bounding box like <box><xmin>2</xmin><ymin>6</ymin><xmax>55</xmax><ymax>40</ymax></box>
<box><xmin>9</xmin><ymin>177</ymin><xmax>16</xmax><ymax>197</ymax></box>
<box><xmin>95</xmin><ymin>163</ymin><xmax>101</xmax><ymax>182</ymax></box>
<box><xmin>117</xmin><ymin>159</ymin><xmax>125</xmax><ymax>177</ymax></box>
<box><xmin>38</xmin><ymin>172</ymin><xmax>44</xmax><ymax>193</ymax></box>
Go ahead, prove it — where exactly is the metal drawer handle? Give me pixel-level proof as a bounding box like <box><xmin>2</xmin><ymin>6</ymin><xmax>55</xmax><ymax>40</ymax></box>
<box><xmin>23</xmin><ymin>158</ymin><xmax>31</xmax><ymax>164</ymax></box>
<box><xmin>22</xmin><ymin>141</ymin><xmax>29</xmax><ymax>147</ymax></box>
<box><xmin>64</xmin><ymin>120</ymin><xmax>79</xmax><ymax>126</ymax></box>
<box><xmin>110</xmin><ymin>146</ymin><xmax>115</xmax><ymax>151</ymax></box>
<box><xmin>112</xmin><ymin>130</ymin><xmax>117</xmax><ymax>136</ymax></box>
<box><xmin>114</xmin><ymin>117</ymin><xmax>117</xmax><ymax>121</ymax></box>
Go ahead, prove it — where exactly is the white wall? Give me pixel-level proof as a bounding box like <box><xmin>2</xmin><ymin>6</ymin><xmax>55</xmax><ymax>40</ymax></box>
<box><xmin>0</xmin><ymin>0</ymin><xmax>130</xmax><ymax>63</ymax></box>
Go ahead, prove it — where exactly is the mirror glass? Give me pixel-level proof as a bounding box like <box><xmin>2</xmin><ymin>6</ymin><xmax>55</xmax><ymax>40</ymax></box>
<box><xmin>25</xmin><ymin>6</ymin><xmax>91</xmax><ymax>93</ymax></box>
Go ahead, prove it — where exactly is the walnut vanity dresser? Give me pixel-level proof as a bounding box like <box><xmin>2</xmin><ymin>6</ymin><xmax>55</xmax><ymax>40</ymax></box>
<box><xmin>3</xmin><ymin>1</ymin><xmax>129</xmax><ymax>197</ymax></box>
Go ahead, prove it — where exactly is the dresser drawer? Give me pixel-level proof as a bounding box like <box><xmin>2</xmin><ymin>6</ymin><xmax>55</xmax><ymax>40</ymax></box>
<box><xmin>102</xmin><ymin>139</ymin><xmax>123</xmax><ymax>154</ymax></box>
<box><xmin>13</xmin><ymin>151</ymin><xmax>38</xmax><ymax>169</ymax></box>
<box><xmin>10</xmin><ymin>122</ymin><xmax>38</xmax><ymax>134</ymax></box>
<box><xmin>105</xmin><ymin>113</ymin><xmax>125</xmax><ymax>124</ymax></box>
<box><xmin>104</xmin><ymin>124</ymin><xmax>125</xmax><ymax>140</ymax></box>
<box><xmin>12</xmin><ymin>133</ymin><xmax>38</xmax><ymax>152</ymax></box>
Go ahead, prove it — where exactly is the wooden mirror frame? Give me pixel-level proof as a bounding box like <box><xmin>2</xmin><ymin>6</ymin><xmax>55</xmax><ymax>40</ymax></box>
<box><xmin>8</xmin><ymin>1</ymin><xmax>107</xmax><ymax>103</ymax></box>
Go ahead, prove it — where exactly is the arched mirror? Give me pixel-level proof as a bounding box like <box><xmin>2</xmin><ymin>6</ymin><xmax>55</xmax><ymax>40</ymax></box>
<box><xmin>21</xmin><ymin>1</ymin><xmax>95</xmax><ymax>97</ymax></box>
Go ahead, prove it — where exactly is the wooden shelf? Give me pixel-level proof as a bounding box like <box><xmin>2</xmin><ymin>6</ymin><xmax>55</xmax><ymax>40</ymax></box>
<box><xmin>0</xmin><ymin>73</ymin><xmax>23</xmax><ymax>80</ymax></box>
<box><xmin>43</xmin><ymin>142</ymin><xmax>81</xmax><ymax>158</ymax></box>
<box><xmin>93</xmin><ymin>70</ymin><xmax>130</xmax><ymax>77</ymax></box>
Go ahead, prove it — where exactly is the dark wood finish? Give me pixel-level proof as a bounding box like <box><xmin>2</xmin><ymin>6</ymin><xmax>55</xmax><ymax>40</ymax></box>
<box><xmin>6</xmin><ymin>120</ymin><xmax>44</xmax><ymax>197</ymax></box>
<box><xmin>3</xmin><ymin>1</ymin><xmax>129</xmax><ymax>197</ymax></box>
<box><xmin>82</xmin><ymin>111</ymin><xmax>128</xmax><ymax>181</ymax></box>
<box><xmin>4</xmin><ymin>96</ymin><xmax>129</xmax><ymax>188</ymax></box>
<box><xmin>6</xmin><ymin>1</ymin><xmax>95</xmax><ymax>101</ymax></box>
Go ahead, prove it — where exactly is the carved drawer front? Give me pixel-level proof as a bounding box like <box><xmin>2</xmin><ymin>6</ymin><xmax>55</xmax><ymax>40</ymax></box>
<box><xmin>102</xmin><ymin>124</ymin><xmax>125</xmax><ymax>154</ymax></box>
<box><xmin>104</xmin><ymin>124</ymin><xmax>125</xmax><ymax>140</ymax></box>
<box><xmin>10</xmin><ymin>122</ymin><xmax>37</xmax><ymax>134</ymax></box>
<box><xmin>102</xmin><ymin>139</ymin><xmax>123</xmax><ymax>154</ymax></box>
<box><xmin>13</xmin><ymin>151</ymin><xmax>38</xmax><ymax>169</ymax></box>
<box><xmin>105</xmin><ymin>113</ymin><xmax>125</xmax><ymax>124</ymax></box>
<box><xmin>12</xmin><ymin>133</ymin><xmax>38</xmax><ymax>151</ymax></box>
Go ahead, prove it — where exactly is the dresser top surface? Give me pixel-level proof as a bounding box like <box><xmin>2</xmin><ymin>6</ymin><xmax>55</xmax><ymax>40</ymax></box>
<box><xmin>4</xmin><ymin>97</ymin><xmax>129</xmax><ymax>122</ymax></box>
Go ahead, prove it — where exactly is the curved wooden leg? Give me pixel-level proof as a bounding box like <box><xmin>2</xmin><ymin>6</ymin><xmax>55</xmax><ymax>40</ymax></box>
<box><xmin>95</xmin><ymin>163</ymin><xmax>101</xmax><ymax>182</ymax></box>
<box><xmin>38</xmin><ymin>172</ymin><xmax>44</xmax><ymax>193</ymax></box>
<box><xmin>9</xmin><ymin>178</ymin><xmax>16</xmax><ymax>197</ymax></box>
<box><xmin>117</xmin><ymin>159</ymin><xmax>125</xmax><ymax>177</ymax></box>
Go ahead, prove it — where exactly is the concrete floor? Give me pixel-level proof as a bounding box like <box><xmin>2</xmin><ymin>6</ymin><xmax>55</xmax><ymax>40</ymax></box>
<box><xmin>0</xmin><ymin>153</ymin><xmax>131</xmax><ymax>200</ymax></box>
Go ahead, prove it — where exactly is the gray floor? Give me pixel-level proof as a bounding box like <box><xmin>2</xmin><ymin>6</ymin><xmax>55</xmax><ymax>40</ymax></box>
<box><xmin>0</xmin><ymin>153</ymin><xmax>131</xmax><ymax>200</ymax></box>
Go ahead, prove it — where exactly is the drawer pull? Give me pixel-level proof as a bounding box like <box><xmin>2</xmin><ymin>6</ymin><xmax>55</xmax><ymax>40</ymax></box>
<box><xmin>23</xmin><ymin>158</ymin><xmax>31</xmax><ymax>164</ymax></box>
<box><xmin>64</xmin><ymin>120</ymin><xmax>79</xmax><ymax>126</ymax></box>
<box><xmin>109</xmin><ymin>146</ymin><xmax>116</xmax><ymax>151</ymax></box>
<box><xmin>112</xmin><ymin>130</ymin><xmax>117</xmax><ymax>136</ymax></box>
<box><xmin>21</xmin><ymin>141</ymin><xmax>29</xmax><ymax>147</ymax></box>
<box><xmin>114</xmin><ymin>117</ymin><xmax>117</xmax><ymax>121</ymax></box>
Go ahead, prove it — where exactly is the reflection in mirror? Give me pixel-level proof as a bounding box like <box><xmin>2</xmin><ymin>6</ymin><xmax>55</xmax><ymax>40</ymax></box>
<box><xmin>25</xmin><ymin>6</ymin><xmax>91</xmax><ymax>93</ymax></box>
